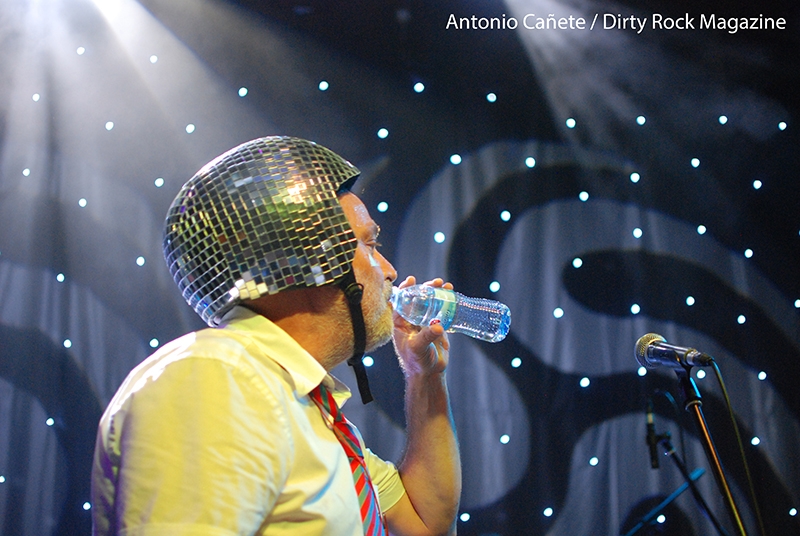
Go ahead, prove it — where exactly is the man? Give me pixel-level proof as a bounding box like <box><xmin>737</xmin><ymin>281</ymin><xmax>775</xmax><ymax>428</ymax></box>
<box><xmin>91</xmin><ymin>136</ymin><xmax>461</xmax><ymax>535</ymax></box>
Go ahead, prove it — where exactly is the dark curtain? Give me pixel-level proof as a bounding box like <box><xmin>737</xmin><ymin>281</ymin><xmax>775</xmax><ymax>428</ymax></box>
<box><xmin>0</xmin><ymin>0</ymin><xmax>797</xmax><ymax>534</ymax></box>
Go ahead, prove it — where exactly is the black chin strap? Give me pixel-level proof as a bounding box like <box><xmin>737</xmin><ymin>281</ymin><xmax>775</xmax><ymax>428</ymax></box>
<box><xmin>338</xmin><ymin>269</ymin><xmax>373</xmax><ymax>404</ymax></box>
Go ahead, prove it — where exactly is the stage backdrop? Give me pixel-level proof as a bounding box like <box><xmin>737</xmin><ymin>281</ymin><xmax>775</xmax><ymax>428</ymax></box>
<box><xmin>0</xmin><ymin>0</ymin><xmax>798</xmax><ymax>534</ymax></box>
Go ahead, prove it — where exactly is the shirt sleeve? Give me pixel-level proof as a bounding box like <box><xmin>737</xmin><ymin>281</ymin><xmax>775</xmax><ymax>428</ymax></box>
<box><xmin>111</xmin><ymin>355</ymin><xmax>292</xmax><ymax>534</ymax></box>
<box><xmin>363</xmin><ymin>447</ymin><xmax>406</xmax><ymax>514</ymax></box>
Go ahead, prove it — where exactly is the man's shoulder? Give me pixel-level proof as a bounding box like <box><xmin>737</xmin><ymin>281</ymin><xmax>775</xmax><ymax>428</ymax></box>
<box><xmin>130</xmin><ymin>327</ymin><xmax>288</xmax><ymax>392</ymax></box>
<box><xmin>157</xmin><ymin>322</ymin><xmax>270</xmax><ymax>358</ymax></box>
<box><xmin>107</xmin><ymin>326</ymin><xmax>295</xmax><ymax>418</ymax></box>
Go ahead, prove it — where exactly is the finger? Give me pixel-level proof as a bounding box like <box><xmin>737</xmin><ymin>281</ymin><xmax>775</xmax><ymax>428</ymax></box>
<box><xmin>398</xmin><ymin>275</ymin><xmax>416</xmax><ymax>289</ymax></box>
<box><xmin>430</xmin><ymin>322</ymin><xmax>450</xmax><ymax>350</ymax></box>
<box><xmin>428</xmin><ymin>322</ymin><xmax>445</xmax><ymax>337</ymax></box>
<box><xmin>410</xmin><ymin>323</ymin><xmax>446</xmax><ymax>350</ymax></box>
<box><xmin>421</xmin><ymin>277</ymin><xmax>445</xmax><ymax>288</ymax></box>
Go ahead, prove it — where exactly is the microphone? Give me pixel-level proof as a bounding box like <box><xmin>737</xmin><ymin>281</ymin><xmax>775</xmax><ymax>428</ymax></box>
<box><xmin>646</xmin><ymin>397</ymin><xmax>659</xmax><ymax>469</ymax></box>
<box><xmin>635</xmin><ymin>333</ymin><xmax>714</xmax><ymax>369</ymax></box>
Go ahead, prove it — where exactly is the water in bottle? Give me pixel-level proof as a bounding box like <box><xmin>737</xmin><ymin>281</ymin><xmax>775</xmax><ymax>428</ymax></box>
<box><xmin>391</xmin><ymin>285</ymin><xmax>511</xmax><ymax>342</ymax></box>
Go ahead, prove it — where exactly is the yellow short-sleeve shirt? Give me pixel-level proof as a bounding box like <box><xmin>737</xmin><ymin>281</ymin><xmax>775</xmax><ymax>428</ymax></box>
<box><xmin>91</xmin><ymin>307</ymin><xmax>405</xmax><ymax>536</ymax></box>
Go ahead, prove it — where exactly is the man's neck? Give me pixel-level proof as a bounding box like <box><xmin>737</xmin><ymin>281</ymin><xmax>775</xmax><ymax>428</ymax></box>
<box><xmin>243</xmin><ymin>287</ymin><xmax>353</xmax><ymax>371</ymax></box>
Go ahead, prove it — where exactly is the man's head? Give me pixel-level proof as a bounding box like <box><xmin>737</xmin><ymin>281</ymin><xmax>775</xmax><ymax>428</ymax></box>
<box><xmin>163</xmin><ymin>136</ymin><xmax>361</xmax><ymax>327</ymax></box>
<box><xmin>163</xmin><ymin>136</ymin><xmax>396</xmax><ymax>400</ymax></box>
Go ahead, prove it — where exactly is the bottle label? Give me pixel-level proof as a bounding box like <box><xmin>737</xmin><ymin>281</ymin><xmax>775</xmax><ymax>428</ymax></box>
<box><xmin>432</xmin><ymin>287</ymin><xmax>457</xmax><ymax>328</ymax></box>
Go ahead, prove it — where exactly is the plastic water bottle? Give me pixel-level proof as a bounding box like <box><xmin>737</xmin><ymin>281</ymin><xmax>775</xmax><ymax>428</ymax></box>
<box><xmin>391</xmin><ymin>285</ymin><xmax>511</xmax><ymax>342</ymax></box>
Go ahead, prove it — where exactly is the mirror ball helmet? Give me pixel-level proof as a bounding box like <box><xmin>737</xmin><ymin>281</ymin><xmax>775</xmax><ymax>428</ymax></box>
<box><xmin>163</xmin><ymin>136</ymin><xmax>361</xmax><ymax>327</ymax></box>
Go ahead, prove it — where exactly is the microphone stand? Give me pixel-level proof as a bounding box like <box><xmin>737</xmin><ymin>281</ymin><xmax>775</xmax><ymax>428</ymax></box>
<box><xmin>674</xmin><ymin>367</ymin><xmax>748</xmax><ymax>536</ymax></box>
<box><xmin>621</xmin><ymin>468</ymin><xmax>705</xmax><ymax>536</ymax></box>
<box><xmin>659</xmin><ymin>433</ymin><xmax>729</xmax><ymax>536</ymax></box>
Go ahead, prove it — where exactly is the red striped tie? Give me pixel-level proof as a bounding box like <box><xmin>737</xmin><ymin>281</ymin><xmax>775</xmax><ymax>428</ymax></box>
<box><xmin>309</xmin><ymin>383</ymin><xmax>387</xmax><ymax>536</ymax></box>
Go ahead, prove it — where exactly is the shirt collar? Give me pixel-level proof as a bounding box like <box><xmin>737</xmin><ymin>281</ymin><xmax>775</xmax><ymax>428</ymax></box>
<box><xmin>219</xmin><ymin>305</ymin><xmax>352</xmax><ymax>404</ymax></box>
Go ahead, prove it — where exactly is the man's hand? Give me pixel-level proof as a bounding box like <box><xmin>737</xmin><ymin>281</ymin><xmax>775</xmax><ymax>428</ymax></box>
<box><xmin>392</xmin><ymin>276</ymin><xmax>452</xmax><ymax>377</ymax></box>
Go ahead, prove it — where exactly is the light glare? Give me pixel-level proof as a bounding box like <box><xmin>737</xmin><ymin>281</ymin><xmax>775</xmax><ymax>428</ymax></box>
<box><xmin>697</xmin><ymin>225</ymin><xmax>707</xmax><ymax>235</ymax></box>
<box><xmin>637</xmin><ymin>366</ymin><xmax>647</xmax><ymax>376</ymax></box>
<box><xmin>589</xmin><ymin>457</ymin><xmax>599</xmax><ymax>466</ymax></box>
<box><xmin>414</xmin><ymin>82</ymin><xmax>425</xmax><ymax>93</ymax></box>
<box><xmin>579</xmin><ymin>191</ymin><xmax>589</xmax><ymax>202</ymax></box>
<box><xmin>691</xmin><ymin>158</ymin><xmax>700</xmax><ymax>168</ymax></box>
<box><xmin>566</xmin><ymin>118</ymin><xmax>576</xmax><ymax>128</ymax></box>
<box><xmin>489</xmin><ymin>281</ymin><xmax>500</xmax><ymax>293</ymax></box>
<box><xmin>362</xmin><ymin>355</ymin><xmax>374</xmax><ymax>367</ymax></box>
<box><xmin>630</xmin><ymin>172</ymin><xmax>640</xmax><ymax>183</ymax></box>
<box><xmin>553</xmin><ymin>307</ymin><xmax>564</xmax><ymax>318</ymax></box>
<box><xmin>486</xmin><ymin>92</ymin><xmax>497</xmax><ymax>103</ymax></box>
<box><xmin>719</xmin><ymin>115</ymin><xmax>728</xmax><ymax>124</ymax></box>
<box><xmin>149</xmin><ymin>55</ymin><xmax>158</xmax><ymax>64</ymax></box>
<box><xmin>434</xmin><ymin>232</ymin><xmax>446</xmax><ymax>243</ymax></box>
<box><xmin>511</xmin><ymin>357</ymin><xmax>522</xmax><ymax>368</ymax></box>
<box><xmin>318</xmin><ymin>80</ymin><xmax>329</xmax><ymax>91</ymax></box>
<box><xmin>450</xmin><ymin>154</ymin><xmax>462</xmax><ymax>165</ymax></box>
<box><xmin>636</xmin><ymin>115</ymin><xmax>645</xmax><ymax>125</ymax></box>
<box><xmin>633</xmin><ymin>228</ymin><xmax>643</xmax><ymax>238</ymax></box>
<box><xmin>758</xmin><ymin>371</ymin><xmax>767</xmax><ymax>380</ymax></box>
<box><xmin>238</xmin><ymin>87</ymin><xmax>248</xmax><ymax>97</ymax></box>
<box><xmin>572</xmin><ymin>257</ymin><xmax>583</xmax><ymax>268</ymax></box>
<box><xmin>154</xmin><ymin>178</ymin><xmax>164</xmax><ymax>187</ymax></box>
<box><xmin>580</xmin><ymin>377</ymin><xmax>590</xmax><ymax>388</ymax></box>
<box><xmin>186</xmin><ymin>124</ymin><xmax>195</xmax><ymax>134</ymax></box>
<box><xmin>499</xmin><ymin>434</ymin><xmax>510</xmax><ymax>444</ymax></box>
<box><xmin>377</xmin><ymin>128</ymin><xmax>389</xmax><ymax>139</ymax></box>
<box><xmin>377</xmin><ymin>202</ymin><xmax>388</xmax><ymax>213</ymax></box>
<box><xmin>500</xmin><ymin>210</ymin><xmax>511</xmax><ymax>222</ymax></box>
<box><xmin>525</xmin><ymin>157</ymin><xmax>536</xmax><ymax>168</ymax></box>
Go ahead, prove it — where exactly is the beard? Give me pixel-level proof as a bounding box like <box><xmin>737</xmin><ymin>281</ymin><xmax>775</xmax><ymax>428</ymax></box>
<box><xmin>363</xmin><ymin>281</ymin><xmax>395</xmax><ymax>352</ymax></box>
<box><xmin>316</xmin><ymin>281</ymin><xmax>394</xmax><ymax>370</ymax></box>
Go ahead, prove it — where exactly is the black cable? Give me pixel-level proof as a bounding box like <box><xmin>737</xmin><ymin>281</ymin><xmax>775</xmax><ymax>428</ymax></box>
<box><xmin>710</xmin><ymin>360</ymin><xmax>766</xmax><ymax>536</ymax></box>
<box><xmin>654</xmin><ymin>389</ymin><xmax>686</xmax><ymax>464</ymax></box>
